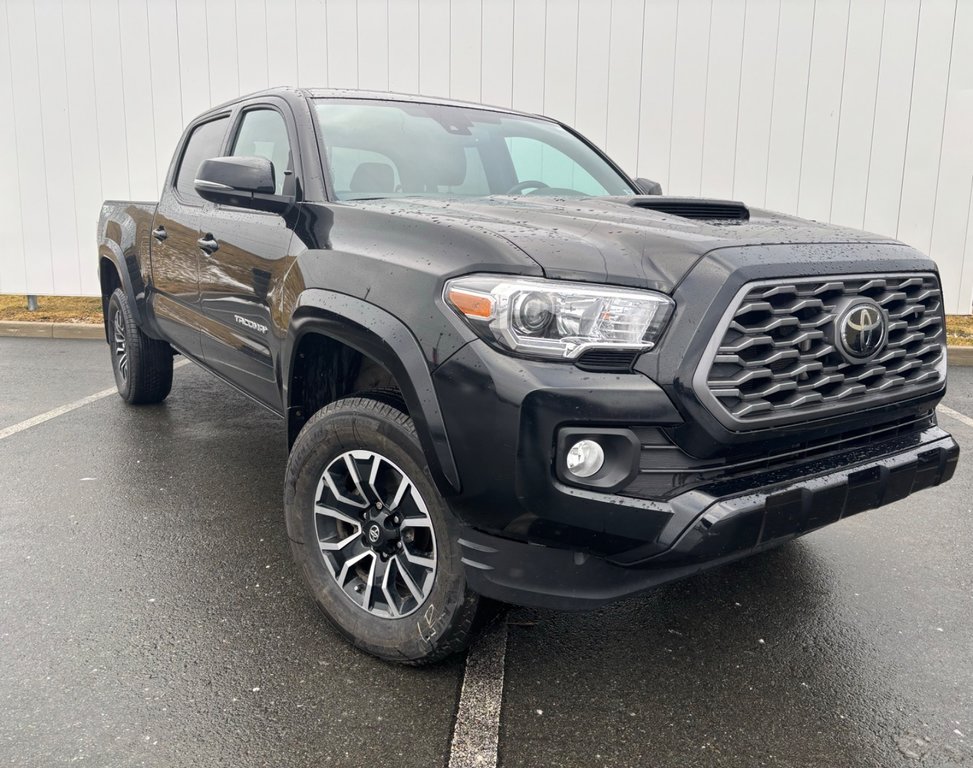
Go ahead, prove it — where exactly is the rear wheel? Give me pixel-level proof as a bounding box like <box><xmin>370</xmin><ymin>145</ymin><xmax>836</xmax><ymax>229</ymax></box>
<box><xmin>107</xmin><ymin>288</ymin><xmax>173</xmax><ymax>404</ymax></box>
<box><xmin>284</xmin><ymin>395</ymin><xmax>480</xmax><ymax>664</ymax></box>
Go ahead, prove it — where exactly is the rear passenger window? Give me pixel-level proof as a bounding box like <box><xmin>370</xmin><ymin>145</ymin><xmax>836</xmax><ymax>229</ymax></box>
<box><xmin>231</xmin><ymin>109</ymin><xmax>292</xmax><ymax>195</ymax></box>
<box><xmin>174</xmin><ymin>116</ymin><xmax>230</xmax><ymax>204</ymax></box>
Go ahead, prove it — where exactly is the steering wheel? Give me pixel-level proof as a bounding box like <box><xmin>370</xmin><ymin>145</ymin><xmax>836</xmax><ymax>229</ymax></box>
<box><xmin>506</xmin><ymin>179</ymin><xmax>550</xmax><ymax>195</ymax></box>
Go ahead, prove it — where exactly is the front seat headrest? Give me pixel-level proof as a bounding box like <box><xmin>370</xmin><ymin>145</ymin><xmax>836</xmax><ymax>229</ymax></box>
<box><xmin>350</xmin><ymin>162</ymin><xmax>395</xmax><ymax>193</ymax></box>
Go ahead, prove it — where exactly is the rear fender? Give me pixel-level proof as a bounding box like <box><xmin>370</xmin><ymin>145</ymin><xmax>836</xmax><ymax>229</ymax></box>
<box><xmin>98</xmin><ymin>240</ymin><xmax>145</xmax><ymax>339</ymax></box>
<box><xmin>98</xmin><ymin>208</ymin><xmax>154</xmax><ymax>334</ymax></box>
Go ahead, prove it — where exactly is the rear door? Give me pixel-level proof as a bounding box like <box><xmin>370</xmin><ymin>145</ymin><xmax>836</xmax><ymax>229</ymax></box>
<box><xmin>150</xmin><ymin>114</ymin><xmax>231</xmax><ymax>357</ymax></box>
<box><xmin>196</xmin><ymin>100</ymin><xmax>301</xmax><ymax>410</ymax></box>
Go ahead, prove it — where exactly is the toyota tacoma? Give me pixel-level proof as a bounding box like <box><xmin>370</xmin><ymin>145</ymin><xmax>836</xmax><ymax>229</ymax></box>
<box><xmin>97</xmin><ymin>88</ymin><xmax>959</xmax><ymax>664</ymax></box>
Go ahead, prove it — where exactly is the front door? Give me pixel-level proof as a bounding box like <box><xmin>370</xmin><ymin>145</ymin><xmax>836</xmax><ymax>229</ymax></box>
<box><xmin>196</xmin><ymin>105</ymin><xmax>299</xmax><ymax>410</ymax></box>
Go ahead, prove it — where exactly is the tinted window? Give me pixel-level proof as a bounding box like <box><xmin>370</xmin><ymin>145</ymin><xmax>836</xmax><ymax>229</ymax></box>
<box><xmin>314</xmin><ymin>99</ymin><xmax>635</xmax><ymax>200</ymax></box>
<box><xmin>231</xmin><ymin>109</ymin><xmax>292</xmax><ymax>195</ymax></box>
<box><xmin>329</xmin><ymin>147</ymin><xmax>401</xmax><ymax>197</ymax></box>
<box><xmin>448</xmin><ymin>147</ymin><xmax>491</xmax><ymax>195</ymax></box>
<box><xmin>175</xmin><ymin>116</ymin><xmax>229</xmax><ymax>203</ymax></box>
<box><xmin>325</xmin><ymin>144</ymin><xmax>491</xmax><ymax>198</ymax></box>
<box><xmin>506</xmin><ymin>137</ymin><xmax>609</xmax><ymax>195</ymax></box>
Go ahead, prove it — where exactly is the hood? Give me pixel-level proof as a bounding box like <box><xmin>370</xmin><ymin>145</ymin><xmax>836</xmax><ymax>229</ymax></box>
<box><xmin>353</xmin><ymin>195</ymin><xmax>902</xmax><ymax>293</ymax></box>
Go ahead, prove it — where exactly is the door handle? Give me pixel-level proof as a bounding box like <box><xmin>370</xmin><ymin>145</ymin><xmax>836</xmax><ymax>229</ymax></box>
<box><xmin>151</xmin><ymin>226</ymin><xmax>167</xmax><ymax>242</ymax></box>
<box><xmin>197</xmin><ymin>234</ymin><xmax>219</xmax><ymax>254</ymax></box>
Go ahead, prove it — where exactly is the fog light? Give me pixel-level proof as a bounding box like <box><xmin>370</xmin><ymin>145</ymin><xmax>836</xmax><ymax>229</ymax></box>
<box><xmin>565</xmin><ymin>439</ymin><xmax>605</xmax><ymax>478</ymax></box>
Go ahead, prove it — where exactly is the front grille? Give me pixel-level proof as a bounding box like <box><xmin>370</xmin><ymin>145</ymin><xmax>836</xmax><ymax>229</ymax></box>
<box><xmin>697</xmin><ymin>274</ymin><xmax>945</xmax><ymax>426</ymax></box>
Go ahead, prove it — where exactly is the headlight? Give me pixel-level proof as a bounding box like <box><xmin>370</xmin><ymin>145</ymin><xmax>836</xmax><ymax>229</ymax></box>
<box><xmin>443</xmin><ymin>275</ymin><xmax>674</xmax><ymax>359</ymax></box>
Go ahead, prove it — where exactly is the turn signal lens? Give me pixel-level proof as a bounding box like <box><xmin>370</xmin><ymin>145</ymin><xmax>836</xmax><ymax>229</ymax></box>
<box><xmin>446</xmin><ymin>287</ymin><xmax>495</xmax><ymax>319</ymax></box>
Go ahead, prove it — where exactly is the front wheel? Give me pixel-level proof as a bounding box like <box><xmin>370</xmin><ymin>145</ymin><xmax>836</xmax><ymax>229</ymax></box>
<box><xmin>284</xmin><ymin>396</ymin><xmax>480</xmax><ymax>664</ymax></box>
<box><xmin>107</xmin><ymin>288</ymin><xmax>173</xmax><ymax>404</ymax></box>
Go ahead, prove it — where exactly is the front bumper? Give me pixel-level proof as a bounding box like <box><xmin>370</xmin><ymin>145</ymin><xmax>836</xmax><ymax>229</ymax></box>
<box><xmin>457</xmin><ymin>430</ymin><xmax>958</xmax><ymax>609</ymax></box>
<box><xmin>433</xmin><ymin>338</ymin><xmax>952</xmax><ymax>555</ymax></box>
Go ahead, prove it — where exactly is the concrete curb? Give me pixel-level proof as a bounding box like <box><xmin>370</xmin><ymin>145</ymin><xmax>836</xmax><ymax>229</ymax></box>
<box><xmin>2</xmin><ymin>319</ymin><xmax>973</xmax><ymax>365</ymax></box>
<box><xmin>0</xmin><ymin>321</ymin><xmax>103</xmax><ymax>340</ymax></box>
<box><xmin>948</xmin><ymin>346</ymin><xmax>973</xmax><ymax>366</ymax></box>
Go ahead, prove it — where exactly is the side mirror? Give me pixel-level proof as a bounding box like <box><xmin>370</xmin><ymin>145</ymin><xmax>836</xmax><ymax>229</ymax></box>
<box><xmin>194</xmin><ymin>156</ymin><xmax>293</xmax><ymax>213</ymax></box>
<box><xmin>633</xmin><ymin>177</ymin><xmax>663</xmax><ymax>196</ymax></box>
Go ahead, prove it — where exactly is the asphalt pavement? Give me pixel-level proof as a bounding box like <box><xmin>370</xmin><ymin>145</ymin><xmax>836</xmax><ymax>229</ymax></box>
<box><xmin>1</xmin><ymin>336</ymin><xmax>971</xmax><ymax>767</ymax></box>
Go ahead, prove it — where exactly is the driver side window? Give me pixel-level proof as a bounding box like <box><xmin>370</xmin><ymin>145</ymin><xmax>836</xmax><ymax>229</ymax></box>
<box><xmin>231</xmin><ymin>109</ymin><xmax>292</xmax><ymax>195</ymax></box>
<box><xmin>504</xmin><ymin>137</ymin><xmax>608</xmax><ymax>195</ymax></box>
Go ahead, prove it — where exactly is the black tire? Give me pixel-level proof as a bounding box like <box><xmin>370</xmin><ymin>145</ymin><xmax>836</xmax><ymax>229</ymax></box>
<box><xmin>107</xmin><ymin>288</ymin><xmax>173</xmax><ymax>404</ymax></box>
<box><xmin>284</xmin><ymin>396</ymin><xmax>480</xmax><ymax>665</ymax></box>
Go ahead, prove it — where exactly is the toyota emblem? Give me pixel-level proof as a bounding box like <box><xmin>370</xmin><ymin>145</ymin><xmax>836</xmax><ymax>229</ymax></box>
<box><xmin>836</xmin><ymin>301</ymin><xmax>887</xmax><ymax>361</ymax></box>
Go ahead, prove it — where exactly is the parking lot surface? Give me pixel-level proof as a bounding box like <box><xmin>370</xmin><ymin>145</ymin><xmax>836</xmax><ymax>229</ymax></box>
<box><xmin>1</xmin><ymin>336</ymin><xmax>971</xmax><ymax>767</ymax></box>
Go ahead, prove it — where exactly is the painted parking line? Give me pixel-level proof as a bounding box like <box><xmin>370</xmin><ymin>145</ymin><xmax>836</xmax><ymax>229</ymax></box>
<box><xmin>938</xmin><ymin>404</ymin><xmax>973</xmax><ymax>429</ymax></box>
<box><xmin>448</xmin><ymin>620</ymin><xmax>509</xmax><ymax>768</ymax></box>
<box><xmin>0</xmin><ymin>360</ymin><xmax>190</xmax><ymax>442</ymax></box>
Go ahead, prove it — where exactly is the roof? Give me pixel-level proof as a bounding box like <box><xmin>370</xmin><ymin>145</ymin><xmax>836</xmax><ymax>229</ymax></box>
<box><xmin>207</xmin><ymin>86</ymin><xmax>549</xmax><ymax>122</ymax></box>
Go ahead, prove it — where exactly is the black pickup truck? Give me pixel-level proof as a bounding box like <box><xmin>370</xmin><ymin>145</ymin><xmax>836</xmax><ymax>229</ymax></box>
<box><xmin>98</xmin><ymin>87</ymin><xmax>958</xmax><ymax>664</ymax></box>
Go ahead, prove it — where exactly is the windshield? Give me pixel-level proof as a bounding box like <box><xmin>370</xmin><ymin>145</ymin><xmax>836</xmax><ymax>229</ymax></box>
<box><xmin>313</xmin><ymin>98</ymin><xmax>636</xmax><ymax>201</ymax></box>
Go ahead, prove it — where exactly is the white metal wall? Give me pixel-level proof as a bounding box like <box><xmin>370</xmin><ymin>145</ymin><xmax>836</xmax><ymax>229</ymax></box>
<box><xmin>1</xmin><ymin>0</ymin><xmax>972</xmax><ymax>311</ymax></box>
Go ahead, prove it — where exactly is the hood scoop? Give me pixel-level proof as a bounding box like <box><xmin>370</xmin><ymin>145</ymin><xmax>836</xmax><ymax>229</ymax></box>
<box><xmin>628</xmin><ymin>196</ymin><xmax>750</xmax><ymax>222</ymax></box>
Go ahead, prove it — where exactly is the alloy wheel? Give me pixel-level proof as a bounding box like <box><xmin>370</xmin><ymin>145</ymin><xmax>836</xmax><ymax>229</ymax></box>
<box><xmin>112</xmin><ymin>308</ymin><xmax>128</xmax><ymax>381</ymax></box>
<box><xmin>314</xmin><ymin>449</ymin><xmax>437</xmax><ymax>618</ymax></box>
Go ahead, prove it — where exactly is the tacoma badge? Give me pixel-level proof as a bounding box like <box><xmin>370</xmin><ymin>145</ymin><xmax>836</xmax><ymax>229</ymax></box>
<box><xmin>234</xmin><ymin>315</ymin><xmax>268</xmax><ymax>334</ymax></box>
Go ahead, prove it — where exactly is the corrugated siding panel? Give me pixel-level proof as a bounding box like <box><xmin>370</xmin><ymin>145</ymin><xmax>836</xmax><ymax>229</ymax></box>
<box><xmin>0</xmin><ymin>1</ymin><xmax>27</xmax><ymax>294</ymax></box>
<box><xmin>356</xmin><ymin>0</ymin><xmax>389</xmax><ymax>92</ymax></box>
<box><xmin>829</xmin><ymin>0</ymin><xmax>884</xmax><ymax>231</ymax></box>
<box><xmin>699</xmin><ymin>0</ymin><xmax>745</xmax><ymax>202</ymax></box>
<box><xmin>0</xmin><ymin>0</ymin><xmax>970</xmax><ymax>312</ymax></box>
<box><xmin>541</xmin><ymin>0</ymin><xmax>578</xmax><ymax>125</ymax></box>
<box><xmin>7</xmin><ymin>0</ymin><xmax>54</xmax><ymax>292</ymax></box>
<box><xmin>34</xmin><ymin>0</ymin><xmax>78</xmax><ymax>295</ymax></box>
<box><xmin>417</xmin><ymin>0</ymin><xmax>448</xmax><ymax>97</ymax></box>
<box><xmin>62</xmin><ymin>0</ymin><xmax>104</xmax><ymax>296</ymax></box>
<box><xmin>448</xmin><ymin>0</ymin><xmax>480</xmax><ymax>103</ymax></box>
<box><xmin>796</xmin><ymin>0</ymin><xmax>850</xmax><ymax>223</ymax></box>
<box><xmin>732</xmin><ymin>0</ymin><xmax>780</xmax><ymax>207</ymax></box>
<box><xmin>668</xmin><ymin>0</ymin><xmax>712</xmax><ymax>198</ymax></box>
<box><xmin>764</xmin><ymin>0</ymin><xmax>815</xmax><ymax>215</ymax></box>
<box><xmin>862</xmin><ymin>0</ymin><xmax>921</xmax><ymax>238</ymax></box>
<box><xmin>896</xmin><ymin>0</ymin><xmax>954</xmax><ymax>256</ymax></box>
<box><xmin>236</xmin><ymin>0</ymin><xmax>271</xmax><ymax>94</ymax></box>
<box><xmin>931</xmin><ymin>0</ymin><xmax>973</xmax><ymax>312</ymax></box>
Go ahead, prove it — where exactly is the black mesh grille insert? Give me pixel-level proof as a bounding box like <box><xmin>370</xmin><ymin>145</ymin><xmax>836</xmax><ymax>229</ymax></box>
<box><xmin>575</xmin><ymin>349</ymin><xmax>639</xmax><ymax>372</ymax></box>
<box><xmin>699</xmin><ymin>274</ymin><xmax>945</xmax><ymax>425</ymax></box>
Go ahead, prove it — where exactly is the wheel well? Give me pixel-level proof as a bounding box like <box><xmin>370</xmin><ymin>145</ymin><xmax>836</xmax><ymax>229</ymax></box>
<box><xmin>99</xmin><ymin>258</ymin><xmax>121</xmax><ymax>341</ymax></box>
<box><xmin>288</xmin><ymin>332</ymin><xmax>403</xmax><ymax>445</ymax></box>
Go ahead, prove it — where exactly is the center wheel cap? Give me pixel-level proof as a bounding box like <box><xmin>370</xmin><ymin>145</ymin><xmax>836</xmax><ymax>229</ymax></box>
<box><xmin>362</xmin><ymin>507</ymin><xmax>400</xmax><ymax>555</ymax></box>
<box><xmin>366</xmin><ymin>523</ymin><xmax>382</xmax><ymax>544</ymax></box>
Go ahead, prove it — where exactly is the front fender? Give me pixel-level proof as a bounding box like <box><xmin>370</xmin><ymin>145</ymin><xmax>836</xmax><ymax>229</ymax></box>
<box><xmin>283</xmin><ymin>290</ymin><xmax>462</xmax><ymax>494</ymax></box>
